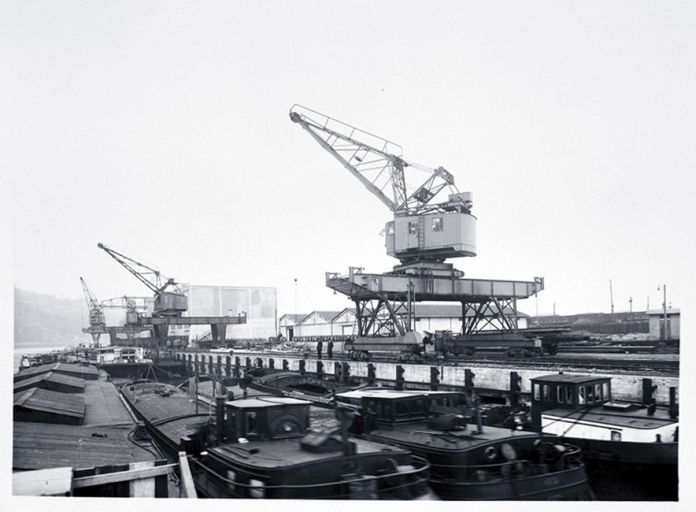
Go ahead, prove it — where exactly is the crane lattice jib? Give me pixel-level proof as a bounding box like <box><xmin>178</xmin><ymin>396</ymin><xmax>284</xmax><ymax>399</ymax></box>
<box><xmin>289</xmin><ymin>104</ymin><xmax>459</xmax><ymax>215</ymax></box>
<box><xmin>97</xmin><ymin>243</ymin><xmax>184</xmax><ymax>296</ymax></box>
<box><xmin>100</xmin><ymin>296</ymin><xmax>150</xmax><ymax>311</ymax></box>
<box><xmin>79</xmin><ymin>277</ymin><xmax>102</xmax><ymax>312</ymax></box>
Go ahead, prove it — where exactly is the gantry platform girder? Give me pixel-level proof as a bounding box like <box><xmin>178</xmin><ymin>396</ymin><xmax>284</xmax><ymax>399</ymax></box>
<box><xmin>132</xmin><ymin>314</ymin><xmax>248</xmax><ymax>346</ymax></box>
<box><xmin>326</xmin><ymin>268</ymin><xmax>544</xmax><ymax>338</ymax></box>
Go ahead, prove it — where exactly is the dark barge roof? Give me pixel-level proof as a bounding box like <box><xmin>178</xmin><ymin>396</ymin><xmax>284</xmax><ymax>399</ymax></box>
<box><xmin>120</xmin><ymin>382</ymin><xmax>215</xmax><ymax>451</ymax></box>
<box><xmin>14</xmin><ymin>362</ymin><xmax>100</xmax><ymax>382</ymax></box>
<box><xmin>369</xmin><ymin>423</ymin><xmax>539</xmax><ymax>452</ymax></box>
<box><xmin>13</xmin><ymin>371</ymin><xmax>86</xmax><ymax>394</ymax></box>
<box><xmin>210</xmin><ymin>437</ymin><xmax>408</xmax><ymax>469</ymax></box>
<box><xmin>121</xmin><ymin>382</ymin><xmax>213</xmax><ymax>423</ymax></box>
<box><xmin>13</xmin><ymin>371</ymin><xmax>154</xmax><ymax>471</ymax></box>
<box><xmin>13</xmin><ymin>422</ymin><xmax>152</xmax><ymax>471</ymax></box>
<box><xmin>531</xmin><ymin>373</ymin><xmax>610</xmax><ymax>384</ymax></box>
<box><xmin>14</xmin><ymin>387</ymin><xmax>85</xmax><ymax>423</ymax></box>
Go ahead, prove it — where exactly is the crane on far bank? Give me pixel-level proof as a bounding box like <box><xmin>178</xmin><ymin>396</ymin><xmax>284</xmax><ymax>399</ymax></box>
<box><xmin>79</xmin><ymin>276</ymin><xmax>106</xmax><ymax>345</ymax></box>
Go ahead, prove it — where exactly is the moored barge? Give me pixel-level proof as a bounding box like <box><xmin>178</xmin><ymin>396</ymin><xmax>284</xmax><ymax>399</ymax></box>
<box><xmin>339</xmin><ymin>388</ymin><xmax>593</xmax><ymax>500</ymax></box>
<box><xmin>120</xmin><ymin>381</ymin><xmax>435</xmax><ymax>499</ymax></box>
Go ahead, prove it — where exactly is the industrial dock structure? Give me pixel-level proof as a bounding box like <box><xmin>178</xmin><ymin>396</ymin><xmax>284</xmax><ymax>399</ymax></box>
<box><xmin>13</xmin><ymin>106</ymin><xmax>680</xmax><ymax>501</ymax></box>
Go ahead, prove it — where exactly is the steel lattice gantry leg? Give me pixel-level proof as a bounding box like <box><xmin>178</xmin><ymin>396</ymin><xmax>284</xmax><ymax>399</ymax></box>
<box><xmin>353</xmin><ymin>295</ymin><xmax>411</xmax><ymax>338</ymax></box>
<box><xmin>460</xmin><ymin>298</ymin><xmax>520</xmax><ymax>335</ymax></box>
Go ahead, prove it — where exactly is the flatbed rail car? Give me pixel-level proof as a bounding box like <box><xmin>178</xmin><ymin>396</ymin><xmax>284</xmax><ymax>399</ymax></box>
<box><xmin>337</xmin><ymin>332</ymin><xmax>559</xmax><ymax>361</ymax></box>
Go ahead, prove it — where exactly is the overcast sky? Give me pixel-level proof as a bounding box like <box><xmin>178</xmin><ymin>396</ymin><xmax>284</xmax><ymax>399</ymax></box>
<box><xmin>3</xmin><ymin>1</ymin><xmax>695</xmax><ymax>318</ymax></box>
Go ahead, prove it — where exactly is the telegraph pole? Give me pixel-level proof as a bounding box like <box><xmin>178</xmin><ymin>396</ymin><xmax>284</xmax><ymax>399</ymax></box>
<box><xmin>609</xmin><ymin>279</ymin><xmax>615</xmax><ymax>317</ymax></box>
<box><xmin>629</xmin><ymin>296</ymin><xmax>633</xmax><ymax>314</ymax></box>
<box><xmin>294</xmin><ymin>278</ymin><xmax>298</xmax><ymax>318</ymax></box>
<box><xmin>658</xmin><ymin>284</ymin><xmax>668</xmax><ymax>340</ymax></box>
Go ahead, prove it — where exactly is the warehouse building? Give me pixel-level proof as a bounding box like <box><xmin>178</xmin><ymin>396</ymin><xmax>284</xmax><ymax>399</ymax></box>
<box><xmin>170</xmin><ymin>284</ymin><xmax>278</xmax><ymax>342</ymax></box>
<box><xmin>281</xmin><ymin>304</ymin><xmax>528</xmax><ymax>340</ymax></box>
<box><xmin>278</xmin><ymin>313</ymin><xmax>309</xmax><ymax>341</ymax></box>
<box><xmin>647</xmin><ymin>308</ymin><xmax>680</xmax><ymax>340</ymax></box>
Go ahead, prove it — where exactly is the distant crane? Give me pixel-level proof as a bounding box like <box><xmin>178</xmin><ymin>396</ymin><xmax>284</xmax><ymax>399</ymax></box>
<box><xmin>79</xmin><ymin>276</ymin><xmax>106</xmax><ymax>345</ymax></box>
<box><xmin>97</xmin><ymin>243</ymin><xmax>187</xmax><ymax>317</ymax></box>
<box><xmin>101</xmin><ymin>295</ymin><xmax>151</xmax><ymax>325</ymax></box>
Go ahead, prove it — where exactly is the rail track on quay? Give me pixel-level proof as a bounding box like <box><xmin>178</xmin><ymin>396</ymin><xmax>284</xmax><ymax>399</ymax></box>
<box><xmin>325</xmin><ymin>353</ymin><xmax>680</xmax><ymax>376</ymax></box>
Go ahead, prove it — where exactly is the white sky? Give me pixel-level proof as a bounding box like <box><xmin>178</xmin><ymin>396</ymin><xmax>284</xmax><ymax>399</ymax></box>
<box><xmin>3</xmin><ymin>1</ymin><xmax>695</xmax><ymax>318</ymax></box>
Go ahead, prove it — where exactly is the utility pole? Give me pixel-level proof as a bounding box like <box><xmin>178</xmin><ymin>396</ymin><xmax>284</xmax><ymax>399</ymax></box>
<box><xmin>609</xmin><ymin>279</ymin><xmax>615</xmax><ymax>317</ymax></box>
<box><xmin>294</xmin><ymin>278</ymin><xmax>298</xmax><ymax>319</ymax></box>
<box><xmin>629</xmin><ymin>296</ymin><xmax>633</xmax><ymax>313</ymax></box>
<box><xmin>534</xmin><ymin>292</ymin><xmax>539</xmax><ymax>325</ymax></box>
<box><xmin>553</xmin><ymin>302</ymin><xmax>556</xmax><ymax>316</ymax></box>
<box><xmin>658</xmin><ymin>284</ymin><xmax>668</xmax><ymax>340</ymax></box>
<box><xmin>647</xmin><ymin>295</ymin><xmax>650</xmax><ymax>312</ymax></box>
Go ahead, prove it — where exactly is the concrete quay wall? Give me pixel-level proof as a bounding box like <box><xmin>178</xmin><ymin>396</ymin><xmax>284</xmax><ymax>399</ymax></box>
<box><xmin>175</xmin><ymin>350</ymin><xmax>678</xmax><ymax>404</ymax></box>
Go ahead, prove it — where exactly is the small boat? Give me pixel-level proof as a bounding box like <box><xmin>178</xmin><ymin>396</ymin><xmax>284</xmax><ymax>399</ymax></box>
<box><xmin>338</xmin><ymin>388</ymin><xmax>593</xmax><ymax>500</ymax></box>
<box><xmin>121</xmin><ymin>380</ymin><xmax>436</xmax><ymax>500</ymax></box>
<box><xmin>530</xmin><ymin>373</ymin><xmax>678</xmax><ymax>500</ymax></box>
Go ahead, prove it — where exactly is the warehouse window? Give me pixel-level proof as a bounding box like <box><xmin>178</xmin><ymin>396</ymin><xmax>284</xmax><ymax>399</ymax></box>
<box><xmin>602</xmin><ymin>382</ymin><xmax>610</xmax><ymax>401</ymax></box>
<box><xmin>595</xmin><ymin>383</ymin><xmax>602</xmax><ymax>401</ymax></box>
<box><xmin>432</xmin><ymin>217</ymin><xmax>443</xmax><ymax>231</ymax></box>
<box><xmin>533</xmin><ymin>383</ymin><xmax>540</xmax><ymax>400</ymax></box>
<box><xmin>408</xmin><ymin>222</ymin><xmax>418</xmax><ymax>234</ymax></box>
<box><xmin>578</xmin><ymin>386</ymin><xmax>586</xmax><ymax>405</ymax></box>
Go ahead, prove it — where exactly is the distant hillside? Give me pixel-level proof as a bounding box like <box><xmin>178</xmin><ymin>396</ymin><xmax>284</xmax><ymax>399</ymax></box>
<box><xmin>14</xmin><ymin>288</ymin><xmax>87</xmax><ymax>347</ymax></box>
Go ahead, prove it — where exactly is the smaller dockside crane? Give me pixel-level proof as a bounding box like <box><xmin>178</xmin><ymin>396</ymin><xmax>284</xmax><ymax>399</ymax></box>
<box><xmin>80</xmin><ymin>276</ymin><xmax>106</xmax><ymax>346</ymax></box>
<box><xmin>97</xmin><ymin>243</ymin><xmax>187</xmax><ymax>317</ymax></box>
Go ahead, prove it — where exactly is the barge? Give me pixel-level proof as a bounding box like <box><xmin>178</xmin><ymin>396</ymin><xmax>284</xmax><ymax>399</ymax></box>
<box><xmin>120</xmin><ymin>381</ymin><xmax>436</xmax><ymax>499</ymax></box>
<box><xmin>339</xmin><ymin>388</ymin><xmax>593</xmax><ymax>500</ymax></box>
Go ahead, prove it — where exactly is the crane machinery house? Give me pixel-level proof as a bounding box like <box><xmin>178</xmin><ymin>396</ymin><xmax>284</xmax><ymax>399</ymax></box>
<box><xmin>385</xmin><ymin>191</ymin><xmax>477</xmax><ymax>262</ymax></box>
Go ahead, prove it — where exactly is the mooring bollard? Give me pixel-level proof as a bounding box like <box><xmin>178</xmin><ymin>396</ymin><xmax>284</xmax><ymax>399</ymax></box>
<box><xmin>342</xmin><ymin>362</ymin><xmax>351</xmax><ymax>383</ymax></box>
<box><xmin>430</xmin><ymin>366</ymin><xmax>439</xmax><ymax>391</ymax></box>
<box><xmin>510</xmin><ymin>371</ymin><xmax>522</xmax><ymax>408</ymax></box>
<box><xmin>396</xmin><ymin>365</ymin><xmax>405</xmax><ymax>390</ymax></box>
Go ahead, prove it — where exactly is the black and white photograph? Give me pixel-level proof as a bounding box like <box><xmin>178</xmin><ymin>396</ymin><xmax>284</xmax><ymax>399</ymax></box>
<box><xmin>2</xmin><ymin>1</ymin><xmax>693</xmax><ymax>509</ymax></box>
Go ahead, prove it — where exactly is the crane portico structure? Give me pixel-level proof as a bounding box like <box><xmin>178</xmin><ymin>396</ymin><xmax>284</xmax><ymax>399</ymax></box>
<box><xmin>290</xmin><ymin>105</ymin><xmax>543</xmax><ymax>356</ymax></box>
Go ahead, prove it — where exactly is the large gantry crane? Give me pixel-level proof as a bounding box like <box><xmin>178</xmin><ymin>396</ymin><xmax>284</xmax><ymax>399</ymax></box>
<box><xmin>290</xmin><ymin>105</ymin><xmax>545</xmax><ymax>357</ymax></box>
<box><xmin>97</xmin><ymin>243</ymin><xmax>246</xmax><ymax>348</ymax></box>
